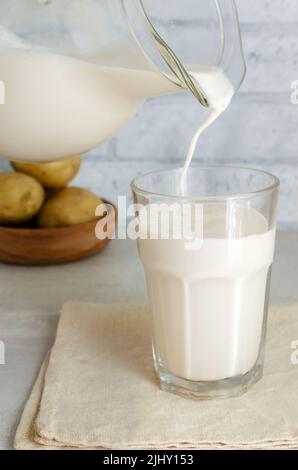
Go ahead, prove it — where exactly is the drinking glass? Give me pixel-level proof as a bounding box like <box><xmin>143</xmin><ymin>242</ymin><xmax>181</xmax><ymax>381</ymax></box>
<box><xmin>132</xmin><ymin>166</ymin><xmax>279</xmax><ymax>399</ymax></box>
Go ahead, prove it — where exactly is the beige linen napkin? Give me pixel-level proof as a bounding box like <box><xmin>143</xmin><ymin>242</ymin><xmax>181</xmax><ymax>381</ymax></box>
<box><xmin>15</xmin><ymin>302</ymin><xmax>298</xmax><ymax>450</ymax></box>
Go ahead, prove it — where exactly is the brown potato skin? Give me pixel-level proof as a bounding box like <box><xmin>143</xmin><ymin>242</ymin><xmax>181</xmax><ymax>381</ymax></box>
<box><xmin>11</xmin><ymin>156</ymin><xmax>81</xmax><ymax>189</ymax></box>
<box><xmin>0</xmin><ymin>172</ymin><xmax>45</xmax><ymax>225</ymax></box>
<box><xmin>37</xmin><ymin>187</ymin><xmax>105</xmax><ymax>228</ymax></box>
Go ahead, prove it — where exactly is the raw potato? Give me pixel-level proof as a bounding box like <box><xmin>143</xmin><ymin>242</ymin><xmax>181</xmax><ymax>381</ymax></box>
<box><xmin>37</xmin><ymin>187</ymin><xmax>105</xmax><ymax>228</ymax></box>
<box><xmin>0</xmin><ymin>172</ymin><xmax>45</xmax><ymax>225</ymax></box>
<box><xmin>11</xmin><ymin>156</ymin><xmax>81</xmax><ymax>189</ymax></box>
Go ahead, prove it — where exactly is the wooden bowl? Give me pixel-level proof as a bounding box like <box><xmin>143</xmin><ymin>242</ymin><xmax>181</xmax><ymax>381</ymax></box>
<box><xmin>0</xmin><ymin>200</ymin><xmax>117</xmax><ymax>266</ymax></box>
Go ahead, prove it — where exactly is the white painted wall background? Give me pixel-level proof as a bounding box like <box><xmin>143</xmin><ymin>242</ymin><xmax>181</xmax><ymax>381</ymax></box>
<box><xmin>0</xmin><ymin>0</ymin><xmax>297</xmax><ymax>228</ymax></box>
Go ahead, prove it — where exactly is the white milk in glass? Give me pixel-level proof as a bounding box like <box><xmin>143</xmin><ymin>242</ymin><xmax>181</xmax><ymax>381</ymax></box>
<box><xmin>138</xmin><ymin>205</ymin><xmax>275</xmax><ymax>382</ymax></box>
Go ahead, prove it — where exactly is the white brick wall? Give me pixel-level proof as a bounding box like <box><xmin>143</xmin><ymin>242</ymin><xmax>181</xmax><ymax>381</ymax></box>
<box><xmin>237</xmin><ymin>0</ymin><xmax>298</xmax><ymax>23</ymax></box>
<box><xmin>1</xmin><ymin>1</ymin><xmax>298</xmax><ymax>229</ymax></box>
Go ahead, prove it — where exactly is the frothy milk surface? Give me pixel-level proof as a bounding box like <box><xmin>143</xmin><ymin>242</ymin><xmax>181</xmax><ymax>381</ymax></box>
<box><xmin>138</xmin><ymin>205</ymin><xmax>275</xmax><ymax>382</ymax></box>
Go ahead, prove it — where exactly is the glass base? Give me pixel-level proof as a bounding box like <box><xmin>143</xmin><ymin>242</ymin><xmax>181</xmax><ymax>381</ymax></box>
<box><xmin>155</xmin><ymin>360</ymin><xmax>263</xmax><ymax>400</ymax></box>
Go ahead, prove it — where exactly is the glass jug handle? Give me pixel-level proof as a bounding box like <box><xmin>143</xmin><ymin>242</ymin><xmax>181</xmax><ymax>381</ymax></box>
<box><xmin>138</xmin><ymin>2</ymin><xmax>209</xmax><ymax>107</ymax></box>
<box><xmin>122</xmin><ymin>0</ymin><xmax>246</xmax><ymax>107</ymax></box>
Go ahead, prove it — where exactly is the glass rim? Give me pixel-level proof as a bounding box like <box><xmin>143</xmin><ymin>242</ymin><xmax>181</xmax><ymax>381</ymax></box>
<box><xmin>131</xmin><ymin>165</ymin><xmax>280</xmax><ymax>201</ymax></box>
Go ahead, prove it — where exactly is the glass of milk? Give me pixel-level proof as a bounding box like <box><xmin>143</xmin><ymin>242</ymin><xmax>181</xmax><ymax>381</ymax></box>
<box><xmin>131</xmin><ymin>166</ymin><xmax>279</xmax><ymax>399</ymax></box>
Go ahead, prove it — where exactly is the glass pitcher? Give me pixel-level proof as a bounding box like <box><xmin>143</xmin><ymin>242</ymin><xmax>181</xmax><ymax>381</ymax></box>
<box><xmin>0</xmin><ymin>0</ymin><xmax>246</xmax><ymax>162</ymax></box>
